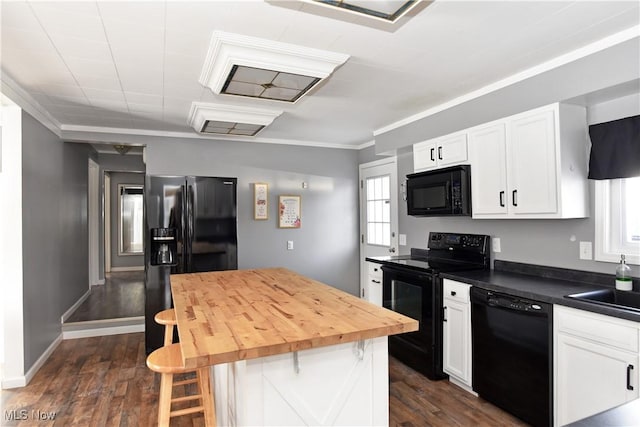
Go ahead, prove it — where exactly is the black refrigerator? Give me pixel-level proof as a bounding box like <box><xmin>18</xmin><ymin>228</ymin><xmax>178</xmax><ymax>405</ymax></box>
<box><xmin>144</xmin><ymin>175</ymin><xmax>237</xmax><ymax>354</ymax></box>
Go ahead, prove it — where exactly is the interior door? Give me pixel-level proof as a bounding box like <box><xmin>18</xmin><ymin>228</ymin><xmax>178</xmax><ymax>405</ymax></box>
<box><xmin>359</xmin><ymin>158</ymin><xmax>398</xmax><ymax>299</ymax></box>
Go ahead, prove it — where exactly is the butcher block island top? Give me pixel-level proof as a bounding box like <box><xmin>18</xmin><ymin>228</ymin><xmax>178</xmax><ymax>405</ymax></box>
<box><xmin>170</xmin><ymin>267</ymin><xmax>418</xmax><ymax>369</ymax></box>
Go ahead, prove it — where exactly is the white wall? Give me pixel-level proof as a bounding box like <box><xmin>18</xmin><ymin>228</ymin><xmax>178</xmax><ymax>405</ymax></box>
<box><xmin>0</xmin><ymin>102</ymin><xmax>24</xmax><ymax>388</ymax></box>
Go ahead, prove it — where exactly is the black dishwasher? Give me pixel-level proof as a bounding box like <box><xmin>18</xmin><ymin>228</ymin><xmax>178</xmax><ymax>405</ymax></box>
<box><xmin>471</xmin><ymin>287</ymin><xmax>553</xmax><ymax>427</ymax></box>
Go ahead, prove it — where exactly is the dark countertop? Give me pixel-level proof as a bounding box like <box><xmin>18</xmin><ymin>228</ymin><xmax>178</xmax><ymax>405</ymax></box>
<box><xmin>566</xmin><ymin>399</ymin><xmax>640</xmax><ymax>426</ymax></box>
<box><xmin>370</xmin><ymin>255</ymin><xmax>640</xmax><ymax>322</ymax></box>
<box><xmin>440</xmin><ymin>268</ymin><xmax>640</xmax><ymax>323</ymax></box>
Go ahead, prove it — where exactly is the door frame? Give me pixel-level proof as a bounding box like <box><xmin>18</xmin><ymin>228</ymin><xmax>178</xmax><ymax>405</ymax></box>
<box><xmin>358</xmin><ymin>156</ymin><xmax>398</xmax><ymax>298</ymax></box>
<box><xmin>88</xmin><ymin>158</ymin><xmax>100</xmax><ymax>287</ymax></box>
<box><xmin>104</xmin><ymin>172</ymin><xmax>111</xmax><ymax>273</ymax></box>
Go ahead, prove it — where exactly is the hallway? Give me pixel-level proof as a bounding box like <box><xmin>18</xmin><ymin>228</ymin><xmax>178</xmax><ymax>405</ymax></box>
<box><xmin>64</xmin><ymin>271</ymin><xmax>144</xmax><ymax>328</ymax></box>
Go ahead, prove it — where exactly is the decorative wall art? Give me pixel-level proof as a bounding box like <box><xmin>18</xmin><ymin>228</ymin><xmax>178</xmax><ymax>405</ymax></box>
<box><xmin>278</xmin><ymin>195</ymin><xmax>301</xmax><ymax>228</ymax></box>
<box><xmin>253</xmin><ymin>182</ymin><xmax>269</xmax><ymax>220</ymax></box>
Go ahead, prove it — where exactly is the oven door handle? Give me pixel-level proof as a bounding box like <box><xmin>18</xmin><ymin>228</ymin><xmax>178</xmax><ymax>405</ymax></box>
<box><xmin>380</xmin><ymin>265</ymin><xmax>432</xmax><ymax>281</ymax></box>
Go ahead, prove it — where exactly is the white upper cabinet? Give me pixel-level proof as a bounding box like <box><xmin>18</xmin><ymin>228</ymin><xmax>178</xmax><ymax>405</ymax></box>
<box><xmin>468</xmin><ymin>122</ymin><xmax>508</xmax><ymax>215</ymax></box>
<box><xmin>469</xmin><ymin>103</ymin><xmax>589</xmax><ymax>219</ymax></box>
<box><xmin>414</xmin><ymin>132</ymin><xmax>468</xmax><ymax>172</ymax></box>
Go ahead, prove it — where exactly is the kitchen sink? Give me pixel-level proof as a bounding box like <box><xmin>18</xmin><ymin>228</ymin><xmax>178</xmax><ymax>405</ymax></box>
<box><xmin>565</xmin><ymin>288</ymin><xmax>640</xmax><ymax>312</ymax></box>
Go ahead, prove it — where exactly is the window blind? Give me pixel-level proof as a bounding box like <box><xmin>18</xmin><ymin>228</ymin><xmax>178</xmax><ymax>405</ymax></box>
<box><xmin>588</xmin><ymin>115</ymin><xmax>640</xmax><ymax>180</ymax></box>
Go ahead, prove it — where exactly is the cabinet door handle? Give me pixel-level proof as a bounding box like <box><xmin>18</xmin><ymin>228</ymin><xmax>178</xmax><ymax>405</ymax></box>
<box><xmin>372</xmin><ymin>279</ymin><xmax>381</xmax><ymax>284</ymax></box>
<box><xmin>442</xmin><ymin>306</ymin><xmax>447</xmax><ymax>322</ymax></box>
<box><xmin>438</xmin><ymin>146</ymin><xmax>443</xmax><ymax>160</ymax></box>
<box><xmin>430</xmin><ymin>148</ymin><xmax>435</xmax><ymax>162</ymax></box>
<box><xmin>627</xmin><ymin>365</ymin><xmax>634</xmax><ymax>391</ymax></box>
<box><xmin>512</xmin><ymin>189</ymin><xmax>518</xmax><ymax>207</ymax></box>
<box><xmin>499</xmin><ymin>191</ymin><xmax>505</xmax><ymax>207</ymax></box>
<box><xmin>450</xmin><ymin>291</ymin><xmax>457</xmax><ymax>296</ymax></box>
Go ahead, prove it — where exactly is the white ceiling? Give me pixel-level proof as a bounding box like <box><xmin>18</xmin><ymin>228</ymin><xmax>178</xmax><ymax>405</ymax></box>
<box><xmin>1</xmin><ymin>1</ymin><xmax>639</xmax><ymax>149</ymax></box>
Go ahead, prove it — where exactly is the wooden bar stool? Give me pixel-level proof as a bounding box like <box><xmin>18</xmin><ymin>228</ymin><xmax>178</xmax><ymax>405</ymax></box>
<box><xmin>154</xmin><ymin>308</ymin><xmax>177</xmax><ymax>346</ymax></box>
<box><xmin>146</xmin><ymin>344</ymin><xmax>216</xmax><ymax>426</ymax></box>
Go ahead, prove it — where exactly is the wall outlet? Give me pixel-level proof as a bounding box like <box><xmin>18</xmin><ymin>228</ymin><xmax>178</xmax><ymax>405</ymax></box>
<box><xmin>287</xmin><ymin>240</ymin><xmax>294</xmax><ymax>251</ymax></box>
<box><xmin>399</xmin><ymin>234</ymin><xmax>407</xmax><ymax>246</ymax></box>
<box><xmin>492</xmin><ymin>237</ymin><xmax>501</xmax><ymax>253</ymax></box>
<box><xmin>579</xmin><ymin>241</ymin><xmax>592</xmax><ymax>260</ymax></box>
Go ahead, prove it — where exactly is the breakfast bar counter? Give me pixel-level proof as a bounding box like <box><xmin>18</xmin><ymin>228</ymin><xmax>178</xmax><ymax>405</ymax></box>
<box><xmin>170</xmin><ymin>267</ymin><xmax>418</xmax><ymax>426</ymax></box>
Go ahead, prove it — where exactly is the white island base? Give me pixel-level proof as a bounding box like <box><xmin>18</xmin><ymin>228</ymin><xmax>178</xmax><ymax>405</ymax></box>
<box><xmin>212</xmin><ymin>337</ymin><xmax>389</xmax><ymax>427</ymax></box>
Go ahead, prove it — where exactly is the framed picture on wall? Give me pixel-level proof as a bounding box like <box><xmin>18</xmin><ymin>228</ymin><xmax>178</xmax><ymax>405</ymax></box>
<box><xmin>254</xmin><ymin>182</ymin><xmax>269</xmax><ymax>220</ymax></box>
<box><xmin>278</xmin><ymin>195</ymin><xmax>301</xmax><ymax>228</ymax></box>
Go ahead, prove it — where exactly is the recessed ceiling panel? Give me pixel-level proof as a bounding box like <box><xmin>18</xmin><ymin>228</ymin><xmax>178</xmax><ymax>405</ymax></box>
<box><xmin>188</xmin><ymin>102</ymin><xmax>283</xmax><ymax>137</ymax></box>
<box><xmin>312</xmin><ymin>0</ymin><xmax>418</xmax><ymax>22</ymax></box>
<box><xmin>221</xmin><ymin>65</ymin><xmax>321</xmax><ymax>102</ymax></box>
<box><xmin>199</xmin><ymin>31</ymin><xmax>349</xmax><ymax>103</ymax></box>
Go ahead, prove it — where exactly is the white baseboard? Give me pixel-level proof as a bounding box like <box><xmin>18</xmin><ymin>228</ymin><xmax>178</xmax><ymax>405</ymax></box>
<box><xmin>2</xmin><ymin>333</ymin><xmax>62</xmax><ymax>389</ymax></box>
<box><xmin>448</xmin><ymin>376</ymin><xmax>477</xmax><ymax>396</ymax></box>
<box><xmin>61</xmin><ymin>289</ymin><xmax>91</xmax><ymax>323</ymax></box>
<box><xmin>109</xmin><ymin>266</ymin><xmax>144</xmax><ymax>272</ymax></box>
<box><xmin>62</xmin><ymin>323</ymin><xmax>144</xmax><ymax>340</ymax></box>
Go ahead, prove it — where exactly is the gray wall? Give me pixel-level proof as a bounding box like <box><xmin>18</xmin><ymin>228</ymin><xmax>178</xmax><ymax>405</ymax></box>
<box><xmin>97</xmin><ymin>153</ymin><xmax>145</xmax><ymax>278</ymax></box>
<box><xmin>21</xmin><ymin>112</ymin><xmax>92</xmax><ymax>370</ymax></box>
<box><xmin>391</xmin><ymin>94</ymin><xmax>640</xmax><ymax>278</ymax></box>
<box><xmin>145</xmin><ymin>137</ymin><xmax>360</xmax><ymax>295</ymax></box>
<box><xmin>109</xmin><ymin>171</ymin><xmax>145</xmax><ymax>269</ymax></box>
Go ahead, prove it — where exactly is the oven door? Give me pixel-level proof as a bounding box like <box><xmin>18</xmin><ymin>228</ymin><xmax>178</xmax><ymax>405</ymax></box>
<box><xmin>381</xmin><ymin>264</ymin><xmax>446</xmax><ymax>380</ymax></box>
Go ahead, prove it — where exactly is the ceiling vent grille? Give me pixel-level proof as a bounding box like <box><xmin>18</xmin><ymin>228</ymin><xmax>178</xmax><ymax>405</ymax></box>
<box><xmin>310</xmin><ymin>0</ymin><xmax>420</xmax><ymax>22</ymax></box>
<box><xmin>188</xmin><ymin>102</ymin><xmax>282</xmax><ymax>137</ymax></box>
<box><xmin>199</xmin><ymin>31</ymin><xmax>349</xmax><ymax>103</ymax></box>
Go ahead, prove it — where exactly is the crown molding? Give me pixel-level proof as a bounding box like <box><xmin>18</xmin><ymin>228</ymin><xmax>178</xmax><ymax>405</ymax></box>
<box><xmin>0</xmin><ymin>72</ymin><xmax>62</xmax><ymax>137</ymax></box>
<box><xmin>60</xmin><ymin>124</ymin><xmax>363</xmax><ymax>150</ymax></box>
<box><xmin>374</xmin><ymin>25</ymin><xmax>640</xmax><ymax>137</ymax></box>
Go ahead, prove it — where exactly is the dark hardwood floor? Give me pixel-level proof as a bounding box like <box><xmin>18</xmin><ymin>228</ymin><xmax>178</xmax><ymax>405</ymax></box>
<box><xmin>2</xmin><ymin>333</ymin><xmax>529</xmax><ymax>426</ymax></box>
<box><xmin>66</xmin><ymin>272</ymin><xmax>144</xmax><ymax>323</ymax></box>
<box><xmin>389</xmin><ymin>357</ymin><xmax>528</xmax><ymax>426</ymax></box>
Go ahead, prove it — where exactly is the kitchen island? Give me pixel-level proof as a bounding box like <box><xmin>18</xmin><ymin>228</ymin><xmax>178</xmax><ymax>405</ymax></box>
<box><xmin>170</xmin><ymin>267</ymin><xmax>418</xmax><ymax>426</ymax></box>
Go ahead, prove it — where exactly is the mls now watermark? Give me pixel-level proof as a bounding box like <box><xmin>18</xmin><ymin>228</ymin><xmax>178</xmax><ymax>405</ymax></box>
<box><xmin>4</xmin><ymin>409</ymin><xmax>57</xmax><ymax>421</ymax></box>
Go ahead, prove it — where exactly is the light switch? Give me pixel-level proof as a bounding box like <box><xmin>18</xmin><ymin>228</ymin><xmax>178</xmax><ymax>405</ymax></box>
<box><xmin>579</xmin><ymin>241</ymin><xmax>592</xmax><ymax>260</ymax></box>
<box><xmin>287</xmin><ymin>240</ymin><xmax>294</xmax><ymax>250</ymax></box>
<box><xmin>492</xmin><ymin>237</ymin><xmax>501</xmax><ymax>253</ymax></box>
<box><xmin>399</xmin><ymin>234</ymin><xmax>407</xmax><ymax>246</ymax></box>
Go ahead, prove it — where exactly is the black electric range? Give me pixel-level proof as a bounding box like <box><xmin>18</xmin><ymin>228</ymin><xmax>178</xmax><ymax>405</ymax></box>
<box><xmin>367</xmin><ymin>232</ymin><xmax>491</xmax><ymax>380</ymax></box>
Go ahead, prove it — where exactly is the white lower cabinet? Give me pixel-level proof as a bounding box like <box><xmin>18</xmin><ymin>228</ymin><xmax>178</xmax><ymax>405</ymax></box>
<box><xmin>442</xmin><ymin>279</ymin><xmax>473</xmax><ymax>391</ymax></box>
<box><xmin>363</xmin><ymin>262</ymin><xmax>383</xmax><ymax>307</ymax></box>
<box><xmin>554</xmin><ymin>306</ymin><xmax>639</xmax><ymax>426</ymax></box>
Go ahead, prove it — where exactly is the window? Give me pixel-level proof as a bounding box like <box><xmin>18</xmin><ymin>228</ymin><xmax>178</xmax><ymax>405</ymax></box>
<box><xmin>119</xmin><ymin>185</ymin><xmax>144</xmax><ymax>255</ymax></box>
<box><xmin>595</xmin><ymin>177</ymin><xmax>640</xmax><ymax>265</ymax></box>
<box><xmin>366</xmin><ymin>175</ymin><xmax>391</xmax><ymax>246</ymax></box>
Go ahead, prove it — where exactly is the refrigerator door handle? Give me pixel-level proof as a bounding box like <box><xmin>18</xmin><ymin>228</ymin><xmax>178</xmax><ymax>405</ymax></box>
<box><xmin>186</xmin><ymin>184</ymin><xmax>194</xmax><ymax>272</ymax></box>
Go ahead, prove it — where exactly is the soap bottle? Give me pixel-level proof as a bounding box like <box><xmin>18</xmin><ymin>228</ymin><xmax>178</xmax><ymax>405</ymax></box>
<box><xmin>615</xmin><ymin>254</ymin><xmax>632</xmax><ymax>291</ymax></box>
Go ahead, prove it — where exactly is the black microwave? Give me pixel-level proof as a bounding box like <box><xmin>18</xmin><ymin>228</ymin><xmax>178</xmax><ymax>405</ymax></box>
<box><xmin>406</xmin><ymin>165</ymin><xmax>471</xmax><ymax>216</ymax></box>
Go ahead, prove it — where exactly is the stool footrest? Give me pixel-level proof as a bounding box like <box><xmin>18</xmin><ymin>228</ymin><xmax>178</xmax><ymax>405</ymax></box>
<box><xmin>170</xmin><ymin>406</ymin><xmax>205</xmax><ymax>417</ymax></box>
<box><xmin>173</xmin><ymin>378</ymin><xmax>198</xmax><ymax>386</ymax></box>
<box><xmin>171</xmin><ymin>394</ymin><xmax>202</xmax><ymax>404</ymax></box>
